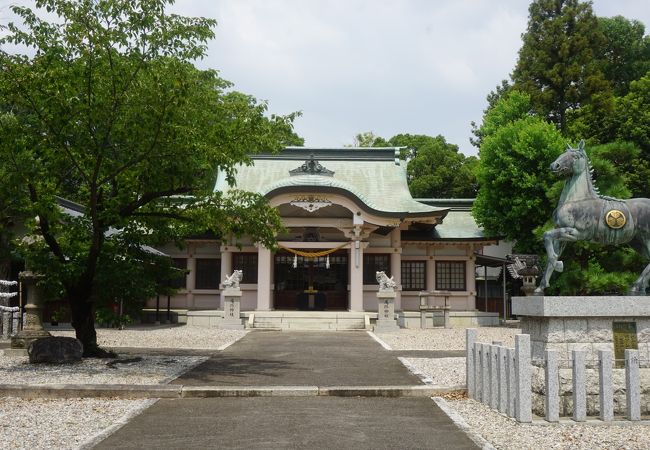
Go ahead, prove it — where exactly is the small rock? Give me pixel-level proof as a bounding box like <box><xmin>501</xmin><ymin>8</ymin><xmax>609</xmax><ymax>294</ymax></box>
<box><xmin>28</xmin><ymin>337</ymin><xmax>83</xmax><ymax>364</ymax></box>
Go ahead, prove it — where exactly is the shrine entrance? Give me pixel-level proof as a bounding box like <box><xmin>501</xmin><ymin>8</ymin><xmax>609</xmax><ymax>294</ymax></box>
<box><xmin>273</xmin><ymin>250</ymin><xmax>349</xmax><ymax>310</ymax></box>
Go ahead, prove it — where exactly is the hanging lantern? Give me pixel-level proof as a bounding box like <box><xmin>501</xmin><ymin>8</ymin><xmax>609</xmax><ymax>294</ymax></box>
<box><xmin>326</xmin><ymin>255</ymin><xmax>330</xmax><ymax>269</ymax></box>
<box><xmin>293</xmin><ymin>254</ymin><xmax>297</xmax><ymax>269</ymax></box>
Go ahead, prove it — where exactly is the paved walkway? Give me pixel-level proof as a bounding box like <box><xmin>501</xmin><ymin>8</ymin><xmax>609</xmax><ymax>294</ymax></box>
<box><xmin>94</xmin><ymin>331</ymin><xmax>478</xmax><ymax>449</ymax></box>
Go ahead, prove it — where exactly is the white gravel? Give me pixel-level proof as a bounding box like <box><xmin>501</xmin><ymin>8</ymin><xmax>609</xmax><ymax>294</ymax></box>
<box><xmin>51</xmin><ymin>325</ymin><xmax>247</xmax><ymax>349</ymax></box>
<box><xmin>403</xmin><ymin>357</ymin><xmax>465</xmax><ymax>387</ymax></box>
<box><xmin>376</xmin><ymin>327</ymin><xmax>522</xmax><ymax>350</ymax></box>
<box><xmin>0</xmin><ymin>397</ymin><xmax>152</xmax><ymax>450</ymax></box>
<box><xmin>0</xmin><ymin>325</ymin><xmax>249</xmax><ymax>449</ymax></box>
<box><xmin>0</xmin><ymin>354</ymin><xmax>206</xmax><ymax>385</ymax></box>
<box><xmin>445</xmin><ymin>398</ymin><xmax>650</xmax><ymax>450</ymax></box>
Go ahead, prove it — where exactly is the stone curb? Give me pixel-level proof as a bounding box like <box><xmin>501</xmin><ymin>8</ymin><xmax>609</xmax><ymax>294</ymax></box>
<box><xmin>0</xmin><ymin>384</ymin><xmax>182</xmax><ymax>399</ymax></box>
<box><xmin>181</xmin><ymin>386</ymin><xmax>319</xmax><ymax>398</ymax></box>
<box><xmin>0</xmin><ymin>383</ymin><xmax>466</xmax><ymax>399</ymax></box>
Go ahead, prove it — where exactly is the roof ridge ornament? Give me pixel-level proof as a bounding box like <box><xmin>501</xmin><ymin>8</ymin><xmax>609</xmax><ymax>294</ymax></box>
<box><xmin>289</xmin><ymin>153</ymin><xmax>335</xmax><ymax>177</ymax></box>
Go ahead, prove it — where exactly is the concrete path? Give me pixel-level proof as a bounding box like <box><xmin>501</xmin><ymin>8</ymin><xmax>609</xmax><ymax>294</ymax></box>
<box><xmin>172</xmin><ymin>331</ymin><xmax>423</xmax><ymax>386</ymax></box>
<box><xmin>93</xmin><ymin>331</ymin><xmax>479</xmax><ymax>449</ymax></box>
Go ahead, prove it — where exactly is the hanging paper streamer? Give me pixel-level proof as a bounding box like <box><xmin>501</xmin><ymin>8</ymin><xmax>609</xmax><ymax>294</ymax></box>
<box><xmin>293</xmin><ymin>254</ymin><xmax>297</xmax><ymax>269</ymax></box>
<box><xmin>326</xmin><ymin>255</ymin><xmax>330</xmax><ymax>269</ymax></box>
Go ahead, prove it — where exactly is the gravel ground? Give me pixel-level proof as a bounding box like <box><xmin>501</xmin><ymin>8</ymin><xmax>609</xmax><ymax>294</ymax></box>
<box><xmin>403</xmin><ymin>357</ymin><xmax>465</xmax><ymax>386</ymax></box>
<box><xmin>0</xmin><ymin>397</ymin><xmax>152</xmax><ymax>450</ymax></box>
<box><xmin>0</xmin><ymin>354</ymin><xmax>206</xmax><ymax>385</ymax></box>
<box><xmin>0</xmin><ymin>325</ymin><xmax>249</xmax><ymax>449</ymax></box>
<box><xmin>376</xmin><ymin>327</ymin><xmax>522</xmax><ymax>350</ymax></box>
<box><xmin>51</xmin><ymin>325</ymin><xmax>247</xmax><ymax>349</ymax></box>
<box><xmin>447</xmin><ymin>398</ymin><xmax>650</xmax><ymax>450</ymax></box>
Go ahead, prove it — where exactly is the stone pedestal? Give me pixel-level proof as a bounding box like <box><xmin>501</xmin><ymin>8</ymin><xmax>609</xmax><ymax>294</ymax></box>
<box><xmin>11</xmin><ymin>271</ymin><xmax>51</xmax><ymax>350</ymax></box>
<box><xmin>512</xmin><ymin>296</ymin><xmax>650</xmax><ymax>363</ymax></box>
<box><xmin>375</xmin><ymin>291</ymin><xmax>399</xmax><ymax>332</ymax></box>
<box><xmin>219</xmin><ymin>288</ymin><xmax>244</xmax><ymax>330</ymax></box>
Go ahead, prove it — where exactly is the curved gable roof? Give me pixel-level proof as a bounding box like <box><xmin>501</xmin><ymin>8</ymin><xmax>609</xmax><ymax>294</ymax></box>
<box><xmin>214</xmin><ymin>147</ymin><xmax>448</xmax><ymax>218</ymax></box>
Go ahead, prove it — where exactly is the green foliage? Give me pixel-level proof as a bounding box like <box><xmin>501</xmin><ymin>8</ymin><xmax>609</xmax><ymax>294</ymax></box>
<box><xmin>512</xmin><ymin>0</ymin><xmax>610</xmax><ymax>132</ymax></box>
<box><xmin>95</xmin><ymin>306</ymin><xmax>133</xmax><ymax>328</ymax></box>
<box><xmin>0</xmin><ymin>0</ymin><xmax>300</xmax><ymax>351</ymax></box>
<box><xmin>351</xmin><ymin>132</ymin><xmax>478</xmax><ymax>198</ymax></box>
<box><xmin>596</xmin><ymin>16</ymin><xmax>650</xmax><ymax>96</ymax></box>
<box><xmin>549</xmin><ymin>248</ymin><xmax>641</xmax><ymax>295</ymax></box>
<box><xmin>473</xmin><ymin>92</ymin><xmax>565</xmax><ymax>253</ymax></box>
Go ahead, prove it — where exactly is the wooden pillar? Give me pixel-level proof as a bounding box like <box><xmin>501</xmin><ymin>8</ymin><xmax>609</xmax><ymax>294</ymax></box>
<box><xmin>219</xmin><ymin>246</ymin><xmax>233</xmax><ymax>310</ymax></box>
<box><xmin>186</xmin><ymin>243</ymin><xmax>196</xmax><ymax>309</ymax></box>
<box><xmin>467</xmin><ymin>254</ymin><xmax>476</xmax><ymax>310</ymax></box>
<box><xmin>257</xmin><ymin>246</ymin><xmax>272</xmax><ymax>310</ymax></box>
<box><xmin>390</xmin><ymin>228</ymin><xmax>402</xmax><ymax>310</ymax></box>
<box><xmin>349</xmin><ymin>239</ymin><xmax>364</xmax><ymax>311</ymax></box>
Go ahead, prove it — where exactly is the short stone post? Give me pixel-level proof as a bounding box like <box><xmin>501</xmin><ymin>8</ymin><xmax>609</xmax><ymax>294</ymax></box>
<box><xmin>507</xmin><ymin>348</ymin><xmax>516</xmax><ymax>418</ymax></box>
<box><xmin>545</xmin><ymin>349</ymin><xmax>559</xmax><ymax>423</ymax></box>
<box><xmin>375</xmin><ymin>291</ymin><xmax>399</xmax><ymax>332</ymax></box>
<box><xmin>572</xmin><ymin>350</ymin><xmax>587</xmax><ymax>422</ymax></box>
<box><xmin>481</xmin><ymin>343</ymin><xmax>490</xmax><ymax>405</ymax></box>
<box><xmin>466</xmin><ymin>329</ymin><xmax>476</xmax><ymax>399</ymax></box>
<box><xmin>474</xmin><ymin>342</ymin><xmax>482</xmax><ymax>401</ymax></box>
<box><xmin>498</xmin><ymin>346</ymin><xmax>507</xmax><ymax>414</ymax></box>
<box><xmin>11</xmin><ymin>271</ymin><xmax>51</xmax><ymax>349</ymax></box>
<box><xmin>514</xmin><ymin>334</ymin><xmax>531</xmax><ymax>423</ymax></box>
<box><xmin>1</xmin><ymin>311</ymin><xmax>9</xmax><ymax>339</ymax></box>
<box><xmin>598</xmin><ymin>350</ymin><xmax>613</xmax><ymax>422</ymax></box>
<box><xmin>490</xmin><ymin>345</ymin><xmax>499</xmax><ymax>409</ymax></box>
<box><xmin>625</xmin><ymin>349</ymin><xmax>640</xmax><ymax>421</ymax></box>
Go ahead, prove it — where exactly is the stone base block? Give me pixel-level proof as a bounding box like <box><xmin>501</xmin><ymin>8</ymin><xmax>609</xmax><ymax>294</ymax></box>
<box><xmin>11</xmin><ymin>329</ymin><xmax>52</xmax><ymax>350</ymax></box>
<box><xmin>374</xmin><ymin>320</ymin><xmax>399</xmax><ymax>333</ymax></box>
<box><xmin>218</xmin><ymin>320</ymin><xmax>245</xmax><ymax>330</ymax></box>
<box><xmin>2</xmin><ymin>348</ymin><xmax>28</xmax><ymax>356</ymax></box>
<box><xmin>513</xmin><ymin>296</ymin><xmax>650</xmax><ymax>362</ymax></box>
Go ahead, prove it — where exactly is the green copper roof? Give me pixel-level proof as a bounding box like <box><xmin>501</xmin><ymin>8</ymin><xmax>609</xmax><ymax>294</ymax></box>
<box><xmin>215</xmin><ymin>148</ymin><xmax>448</xmax><ymax>218</ymax></box>
<box><xmin>405</xmin><ymin>198</ymin><xmax>496</xmax><ymax>241</ymax></box>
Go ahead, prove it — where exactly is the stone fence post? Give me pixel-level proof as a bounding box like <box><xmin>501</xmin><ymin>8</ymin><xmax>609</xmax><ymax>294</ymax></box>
<box><xmin>515</xmin><ymin>334</ymin><xmax>531</xmax><ymax>423</ymax></box>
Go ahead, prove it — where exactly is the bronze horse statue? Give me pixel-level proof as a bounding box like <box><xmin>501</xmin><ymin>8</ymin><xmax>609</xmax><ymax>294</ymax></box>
<box><xmin>535</xmin><ymin>141</ymin><xmax>650</xmax><ymax>294</ymax></box>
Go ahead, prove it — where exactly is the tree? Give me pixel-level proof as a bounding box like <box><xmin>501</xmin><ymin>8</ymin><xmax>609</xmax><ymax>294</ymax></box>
<box><xmin>512</xmin><ymin>0</ymin><xmax>610</xmax><ymax>132</ymax></box>
<box><xmin>608</xmin><ymin>72</ymin><xmax>650</xmax><ymax>196</ymax></box>
<box><xmin>354</xmin><ymin>132</ymin><xmax>478</xmax><ymax>198</ymax></box>
<box><xmin>473</xmin><ymin>92</ymin><xmax>565</xmax><ymax>252</ymax></box>
<box><xmin>390</xmin><ymin>134</ymin><xmax>478</xmax><ymax>198</ymax></box>
<box><xmin>0</xmin><ymin>0</ymin><xmax>300</xmax><ymax>356</ymax></box>
<box><xmin>596</xmin><ymin>16</ymin><xmax>650</xmax><ymax>96</ymax></box>
<box><xmin>351</xmin><ymin>131</ymin><xmax>389</xmax><ymax>148</ymax></box>
<box><xmin>470</xmin><ymin>79</ymin><xmax>512</xmax><ymax>148</ymax></box>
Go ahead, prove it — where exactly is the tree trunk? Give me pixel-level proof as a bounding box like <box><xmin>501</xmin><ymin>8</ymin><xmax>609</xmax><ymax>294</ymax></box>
<box><xmin>69</xmin><ymin>290</ymin><xmax>115</xmax><ymax>358</ymax></box>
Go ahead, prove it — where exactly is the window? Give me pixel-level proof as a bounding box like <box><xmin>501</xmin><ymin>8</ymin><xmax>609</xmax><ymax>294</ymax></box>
<box><xmin>195</xmin><ymin>258</ymin><xmax>221</xmax><ymax>290</ymax></box>
<box><xmin>401</xmin><ymin>261</ymin><xmax>426</xmax><ymax>291</ymax></box>
<box><xmin>363</xmin><ymin>254</ymin><xmax>390</xmax><ymax>284</ymax></box>
<box><xmin>167</xmin><ymin>258</ymin><xmax>187</xmax><ymax>289</ymax></box>
<box><xmin>436</xmin><ymin>261</ymin><xmax>466</xmax><ymax>291</ymax></box>
<box><xmin>233</xmin><ymin>253</ymin><xmax>258</xmax><ymax>284</ymax></box>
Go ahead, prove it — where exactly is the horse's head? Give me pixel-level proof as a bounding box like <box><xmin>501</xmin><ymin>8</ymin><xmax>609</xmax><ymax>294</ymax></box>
<box><xmin>550</xmin><ymin>140</ymin><xmax>587</xmax><ymax>178</ymax></box>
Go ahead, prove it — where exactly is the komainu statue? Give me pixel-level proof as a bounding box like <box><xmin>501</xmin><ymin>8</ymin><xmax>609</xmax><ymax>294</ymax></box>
<box><xmin>222</xmin><ymin>270</ymin><xmax>243</xmax><ymax>289</ymax></box>
<box><xmin>376</xmin><ymin>271</ymin><xmax>397</xmax><ymax>292</ymax></box>
<box><xmin>536</xmin><ymin>141</ymin><xmax>650</xmax><ymax>294</ymax></box>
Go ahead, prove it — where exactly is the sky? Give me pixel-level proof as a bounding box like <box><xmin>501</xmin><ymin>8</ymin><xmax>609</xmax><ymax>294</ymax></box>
<box><xmin>2</xmin><ymin>1</ymin><xmax>650</xmax><ymax>156</ymax></box>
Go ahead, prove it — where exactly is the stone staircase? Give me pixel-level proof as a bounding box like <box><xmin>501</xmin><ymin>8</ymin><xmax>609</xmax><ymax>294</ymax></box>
<box><xmin>244</xmin><ymin>311</ymin><xmax>376</xmax><ymax>331</ymax></box>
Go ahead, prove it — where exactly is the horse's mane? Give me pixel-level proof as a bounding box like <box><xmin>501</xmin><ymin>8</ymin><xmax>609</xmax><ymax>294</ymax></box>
<box><xmin>580</xmin><ymin>150</ymin><xmax>623</xmax><ymax>202</ymax></box>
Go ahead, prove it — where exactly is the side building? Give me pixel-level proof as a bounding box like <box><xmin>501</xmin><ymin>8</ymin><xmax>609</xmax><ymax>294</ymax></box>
<box><xmin>147</xmin><ymin>147</ymin><xmax>504</xmax><ymax>328</ymax></box>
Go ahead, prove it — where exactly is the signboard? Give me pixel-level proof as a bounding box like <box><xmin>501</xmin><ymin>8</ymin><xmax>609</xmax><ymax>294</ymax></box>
<box><xmin>613</xmin><ymin>321</ymin><xmax>638</xmax><ymax>368</ymax></box>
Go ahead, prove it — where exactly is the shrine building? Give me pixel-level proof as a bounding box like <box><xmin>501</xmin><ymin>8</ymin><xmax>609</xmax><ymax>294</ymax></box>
<box><xmin>147</xmin><ymin>147</ymin><xmax>504</xmax><ymax>329</ymax></box>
